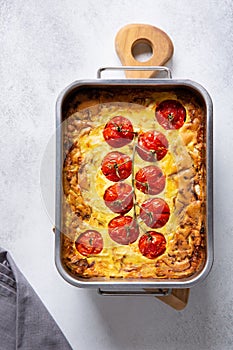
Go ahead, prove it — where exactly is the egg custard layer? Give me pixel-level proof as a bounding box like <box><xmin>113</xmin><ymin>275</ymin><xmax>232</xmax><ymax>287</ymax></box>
<box><xmin>61</xmin><ymin>88</ymin><xmax>206</xmax><ymax>280</ymax></box>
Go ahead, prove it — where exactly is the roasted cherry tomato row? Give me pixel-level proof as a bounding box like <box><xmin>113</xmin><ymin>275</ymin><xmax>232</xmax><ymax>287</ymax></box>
<box><xmin>103</xmin><ymin>116</ymin><xmax>169</xmax><ymax>163</ymax></box>
<box><xmin>102</xmin><ymin>156</ymin><xmax>166</xmax><ymax>197</ymax></box>
<box><xmin>108</xmin><ymin>216</ymin><xmax>167</xmax><ymax>259</ymax></box>
<box><xmin>103</xmin><ymin>182</ymin><xmax>170</xmax><ymax>224</ymax></box>
<box><xmin>107</xmin><ymin>215</ymin><xmax>167</xmax><ymax>258</ymax></box>
<box><xmin>103</xmin><ymin>99</ymin><xmax>186</xmax><ymax>148</ymax></box>
<box><xmin>75</xmin><ymin>101</ymin><xmax>186</xmax><ymax>259</ymax></box>
<box><xmin>75</xmin><ymin>228</ymin><xmax>166</xmax><ymax>260</ymax></box>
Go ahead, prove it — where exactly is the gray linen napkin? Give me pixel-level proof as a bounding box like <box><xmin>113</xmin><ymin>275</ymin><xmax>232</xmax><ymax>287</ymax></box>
<box><xmin>0</xmin><ymin>248</ymin><xmax>73</xmax><ymax>350</ymax></box>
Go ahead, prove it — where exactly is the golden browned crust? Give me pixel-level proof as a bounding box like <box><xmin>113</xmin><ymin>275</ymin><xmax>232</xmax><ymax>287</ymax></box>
<box><xmin>61</xmin><ymin>88</ymin><xmax>206</xmax><ymax>280</ymax></box>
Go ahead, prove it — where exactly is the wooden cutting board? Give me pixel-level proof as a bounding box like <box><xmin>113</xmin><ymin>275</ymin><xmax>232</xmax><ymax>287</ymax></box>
<box><xmin>115</xmin><ymin>23</ymin><xmax>174</xmax><ymax>78</ymax></box>
<box><xmin>156</xmin><ymin>288</ymin><xmax>190</xmax><ymax>310</ymax></box>
<box><xmin>144</xmin><ymin>288</ymin><xmax>190</xmax><ymax>310</ymax></box>
<box><xmin>115</xmin><ymin>24</ymin><xmax>189</xmax><ymax>310</ymax></box>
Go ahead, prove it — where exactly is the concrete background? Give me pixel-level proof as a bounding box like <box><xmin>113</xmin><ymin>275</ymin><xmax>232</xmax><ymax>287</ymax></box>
<box><xmin>0</xmin><ymin>1</ymin><xmax>233</xmax><ymax>349</ymax></box>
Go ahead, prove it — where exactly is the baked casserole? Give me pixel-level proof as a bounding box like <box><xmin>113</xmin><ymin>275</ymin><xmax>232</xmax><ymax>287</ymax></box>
<box><xmin>61</xmin><ymin>87</ymin><xmax>206</xmax><ymax>280</ymax></box>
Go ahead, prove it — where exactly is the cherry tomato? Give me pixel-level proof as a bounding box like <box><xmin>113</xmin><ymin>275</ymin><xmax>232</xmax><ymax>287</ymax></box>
<box><xmin>135</xmin><ymin>165</ymin><xmax>165</xmax><ymax>195</ymax></box>
<box><xmin>108</xmin><ymin>215</ymin><xmax>139</xmax><ymax>245</ymax></box>
<box><xmin>103</xmin><ymin>182</ymin><xmax>133</xmax><ymax>214</ymax></box>
<box><xmin>75</xmin><ymin>230</ymin><xmax>103</xmax><ymax>257</ymax></box>
<box><xmin>139</xmin><ymin>231</ymin><xmax>166</xmax><ymax>259</ymax></box>
<box><xmin>155</xmin><ymin>100</ymin><xmax>186</xmax><ymax>130</ymax></box>
<box><xmin>101</xmin><ymin>151</ymin><xmax>132</xmax><ymax>182</ymax></box>
<box><xmin>139</xmin><ymin>198</ymin><xmax>170</xmax><ymax>228</ymax></box>
<box><xmin>136</xmin><ymin>130</ymin><xmax>168</xmax><ymax>162</ymax></box>
<box><xmin>103</xmin><ymin>116</ymin><xmax>134</xmax><ymax>148</ymax></box>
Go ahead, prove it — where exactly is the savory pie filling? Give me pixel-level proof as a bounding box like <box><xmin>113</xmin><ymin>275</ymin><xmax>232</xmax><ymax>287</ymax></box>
<box><xmin>61</xmin><ymin>88</ymin><xmax>206</xmax><ymax>279</ymax></box>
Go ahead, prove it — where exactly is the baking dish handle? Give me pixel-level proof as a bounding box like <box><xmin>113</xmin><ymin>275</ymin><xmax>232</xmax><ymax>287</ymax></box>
<box><xmin>98</xmin><ymin>288</ymin><xmax>172</xmax><ymax>297</ymax></box>
<box><xmin>97</xmin><ymin>66</ymin><xmax>172</xmax><ymax>79</ymax></box>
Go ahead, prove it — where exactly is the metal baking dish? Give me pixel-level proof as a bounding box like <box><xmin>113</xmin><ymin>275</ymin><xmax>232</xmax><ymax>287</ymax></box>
<box><xmin>55</xmin><ymin>66</ymin><xmax>213</xmax><ymax>294</ymax></box>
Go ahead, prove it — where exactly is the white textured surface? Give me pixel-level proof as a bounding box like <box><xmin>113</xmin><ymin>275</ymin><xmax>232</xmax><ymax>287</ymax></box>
<box><xmin>0</xmin><ymin>1</ymin><xmax>233</xmax><ymax>349</ymax></box>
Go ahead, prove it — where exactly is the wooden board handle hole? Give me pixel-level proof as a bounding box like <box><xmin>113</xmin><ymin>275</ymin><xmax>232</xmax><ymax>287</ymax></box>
<box><xmin>132</xmin><ymin>39</ymin><xmax>153</xmax><ymax>63</ymax></box>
